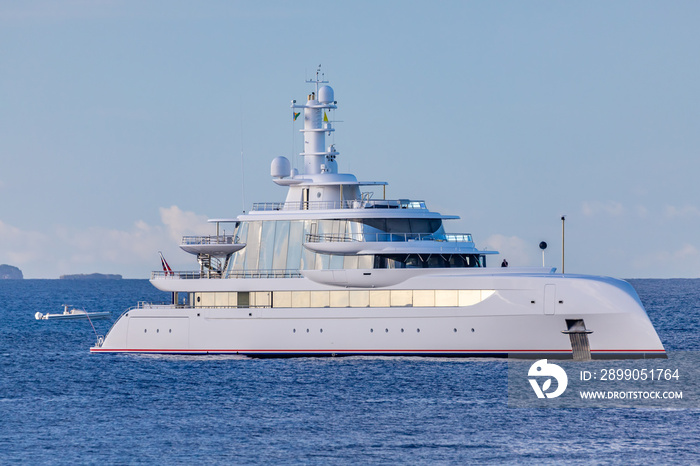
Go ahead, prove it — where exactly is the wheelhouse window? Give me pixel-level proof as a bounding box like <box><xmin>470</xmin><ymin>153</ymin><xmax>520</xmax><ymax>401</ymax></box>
<box><xmin>376</xmin><ymin>254</ymin><xmax>484</xmax><ymax>269</ymax></box>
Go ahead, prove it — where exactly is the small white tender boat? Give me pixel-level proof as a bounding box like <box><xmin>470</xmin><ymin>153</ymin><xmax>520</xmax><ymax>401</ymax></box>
<box><xmin>35</xmin><ymin>304</ymin><xmax>111</xmax><ymax>321</ymax></box>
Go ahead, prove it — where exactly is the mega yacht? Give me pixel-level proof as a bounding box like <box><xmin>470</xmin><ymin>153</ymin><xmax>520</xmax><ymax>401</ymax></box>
<box><xmin>91</xmin><ymin>71</ymin><xmax>665</xmax><ymax>360</ymax></box>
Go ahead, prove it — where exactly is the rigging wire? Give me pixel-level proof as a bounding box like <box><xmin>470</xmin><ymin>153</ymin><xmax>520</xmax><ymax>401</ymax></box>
<box><xmin>239</xmin><ymin>95</ymin><xmax>246</xmax><ymax>213</ymax></box>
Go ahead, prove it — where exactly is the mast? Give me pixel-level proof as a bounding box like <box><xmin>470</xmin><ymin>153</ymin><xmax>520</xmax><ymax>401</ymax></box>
<box><xmin>292</xmin><ymin>65</ymin><xmax>338</xmax><ymax>175</ymax></box>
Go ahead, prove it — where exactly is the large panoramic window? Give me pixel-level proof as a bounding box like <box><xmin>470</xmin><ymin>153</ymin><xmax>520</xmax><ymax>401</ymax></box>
<box><xmin>190</xmin><ymin>289</ymin><xmax>496</xmax><ymax>309</ymax></box>
<box><xmin>227</xmin><ymin>218</ymin><xmax>454</xmax><ymax>274</ymax></box>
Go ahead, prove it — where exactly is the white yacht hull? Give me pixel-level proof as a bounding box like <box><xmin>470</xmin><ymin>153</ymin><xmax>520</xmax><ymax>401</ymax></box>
<box><xmin>90</xmin><ymin>73</ymin><xmax>665</xmax><ymax>360</ymax></box>
<box><xmin>91</xmin><ymin>273</ymin><xmax>665</xmax><ymax>359</ymax></box>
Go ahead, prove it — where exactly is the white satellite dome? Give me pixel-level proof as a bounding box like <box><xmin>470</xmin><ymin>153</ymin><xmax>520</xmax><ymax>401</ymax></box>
<box><xmin>318</xmin><ymin>85</ymin><xmax>334</xmax><ymax>103</ymax></box>
<box><xmin>271</xmin><ymin>156</ymin><xmax>291</xmax><ymax>178</ymax></box>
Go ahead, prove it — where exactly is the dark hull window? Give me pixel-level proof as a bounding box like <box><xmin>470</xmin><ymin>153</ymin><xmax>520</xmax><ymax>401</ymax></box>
<box><xmin>377</xmin><ymin>254</ymin><xmax>482</xmax><ymax>269</ymax></box>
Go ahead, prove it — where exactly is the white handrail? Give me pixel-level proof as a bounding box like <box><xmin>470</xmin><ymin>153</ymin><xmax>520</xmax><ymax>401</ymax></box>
<box><xmin>305</xmin><ymin>232</ymin><xmax>473</xmax><ymax>243</ymax></box>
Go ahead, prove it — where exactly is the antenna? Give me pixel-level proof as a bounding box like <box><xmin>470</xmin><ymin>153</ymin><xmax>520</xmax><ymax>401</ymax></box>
<box><xmin>316</xmin><ymin>64</ymin><xmax>322</xmax><ymax>94</ymax></box>
<box><xmin>561</xmin><ymin>216</ymin><xmax>566</xmax><ymax>274</ymax></box>
<box><xmin>240</xmin><ymin>97</ymin><xmax>246</xmax><ymax>213</ymax></box>
<box><xmin>291</xmin><ymin>99</ymin><xmax>297</xmax><ymax>174</ymax></box>
<box><xmin>240</xmin><ymin>147</ymin><xmax>246</xmax><ymax>214</ymax></box>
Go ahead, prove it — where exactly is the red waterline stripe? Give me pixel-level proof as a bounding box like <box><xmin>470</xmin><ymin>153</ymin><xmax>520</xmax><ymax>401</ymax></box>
<box><xmin>90</xmin><ymin>348</ymin><xmax>663</xmax><ymax>353</ymax></box>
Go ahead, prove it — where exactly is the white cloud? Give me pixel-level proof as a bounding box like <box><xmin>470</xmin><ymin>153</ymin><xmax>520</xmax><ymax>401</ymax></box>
<box><xmin>0</xmin><ymin>220</ymin><xmax>51</xmax><ymax>266</ymax></box>
<box><xmin>481</xmin><ymin>234</ymin><xmax>538</xmax><ymax>267</ymax></box>
<box><xmin>0</xmin><ymin>1</ymin><xmax>121</xmax><ymax>22</ymax></box>
<box><xmin>159</xmin><ymin>205</ymin><xmax>210</xmax><ymax>243</ymax></box>
<box><xmin>631</xmin><ymin>243</ymin><xmax>700</xmax><ymax>277</ymax></box>
<box><xmin>673</xmin><ymin>243</ymin><xmax>699</xmax><ymax>260</ymax></box>
<box><xmin>0</xmin><ymin>206</ymin><xmax>210</xmax><ymax>278</ymax></box>
<box><xmin>634</xmin><ymin>205</ymin><xmax>649</xmax><ymax>219</ymax></box>
<box><xmin>664</xmin><ymin>204</ymin><xmax>700</xmax><ymax>219</ymax></box>
<box><xmin>581</xmin><ymin>201</ymin><xmax>624</xmax><ymax>217</ymax></box>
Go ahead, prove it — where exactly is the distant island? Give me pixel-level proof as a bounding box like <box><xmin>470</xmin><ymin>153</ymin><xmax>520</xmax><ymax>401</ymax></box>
<box><xmin>59</xmin><ymin>273</ymin><xmax>123</xmax><ymax>280</ymax></box>
<box><xmin>0</xmin><ymin>264</ymin><xmax>23</xmax><ymax>279</ymax></box>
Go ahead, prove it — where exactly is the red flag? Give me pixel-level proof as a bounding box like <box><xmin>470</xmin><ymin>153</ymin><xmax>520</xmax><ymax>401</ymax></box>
<box><xmin>159</xmin><ymin>251</ymin><xmax>173</xmax><ymax>276</ymax></box>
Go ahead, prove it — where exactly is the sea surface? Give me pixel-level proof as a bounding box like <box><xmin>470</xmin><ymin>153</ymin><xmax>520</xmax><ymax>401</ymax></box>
<box><xmin>1</xmin><ymin>279</ymin><xmax>698</xmax><ymax>464</ymax></box>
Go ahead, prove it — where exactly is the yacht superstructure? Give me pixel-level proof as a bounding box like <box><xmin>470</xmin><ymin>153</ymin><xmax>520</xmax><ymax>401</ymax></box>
<box><xmin>91</xmin><ymin>71</ymin><xmax>665</xmax><ymax>359</ymax></box>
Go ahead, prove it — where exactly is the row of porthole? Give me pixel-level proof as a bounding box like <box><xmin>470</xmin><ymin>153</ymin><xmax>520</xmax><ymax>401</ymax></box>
<box><xmin>292</xmin><ymin>328</ymin><xmax>476</xmax><ymax>334</ymax></box>
<box><xmin>143</xmin><ymin>329</ymin><xmax>173</xmax><ymax>333</ymax></box>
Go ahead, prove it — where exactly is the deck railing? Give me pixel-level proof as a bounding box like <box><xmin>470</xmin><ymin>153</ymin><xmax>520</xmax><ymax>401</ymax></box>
<box><xmin>180</xmin><ymin>235</ymin><xmax>240</xmax><ymax>245</ymax></box>
<box><xmin>151</xmin><ymin>269</ymin><xmax>303</xmax><ymax>280</ymax></box>
<box><xmin>252</xmin><ymin>199</ymin><xmax>427</xmax><ymax>211</ymax></box>
<box><xmin>305</xmin><ymin>232</ymin><xmax>474</xmax><ymax>243</ymax></box>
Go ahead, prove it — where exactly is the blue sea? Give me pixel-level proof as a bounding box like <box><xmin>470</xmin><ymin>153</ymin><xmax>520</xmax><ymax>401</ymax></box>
<box><xmin>1</xmin><ymin>279</ymin><xmax>698</xmax><ymax>464</ymax></box>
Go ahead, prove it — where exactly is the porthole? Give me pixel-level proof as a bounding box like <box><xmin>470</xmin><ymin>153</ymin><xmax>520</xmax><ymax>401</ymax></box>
<box><xmin>385</xmin><ymin>328</ymin><xmax>389</xmax><ymax>333</ymax></box>
<box><xmin>306</xmin><ymin>329</ymin><xmax>310</xmax><ymax>333</ymax></box>
<box><xmin>401</xmin><ymin>328</ymin><xmax>404</xmax><ymax>333</ymax></box>
<box><xmin>370</xmin><ymin>328</ymin><xmax>374</xmax><ymax>333</ymax></box>
<box><xmin>169</xmin><ymin>329</ymin><xmax>172</xmax><ymax>333</ymax></box>
<box><xmin>197</xmin><ymin>296</ymin><xmax>201</xmax><ymax>303</ymax></box>
<box><xmin>157</xmin><ymin>329</ymin><xmax>159</xmax><ymax>333</ymax></box>
<box><xmin>471</xmin><ymin>328</ymin><xmax>475</xmax><ymax>332</ymax></box>
<box><xmin>453</xmin><ymin>328</ymin><xmax>457</xmax><ymax>333</ymax></box>
<box><xmin>320</xmin><ymin>329</ymin><xmax>323</xmax><ymax>333</ymax></box>
<box><xmin>293</xmin><ymin>329</ymin><xmax>296</xmax><ymax>333</ymax></box>
<box><xmin>417</xmin><ymin>328</ymin><xmax>421</xmax><ymax>333</ymax></box>
<box><xmin>144</xmin><ymin>329</ymin><xmax>147</xmax><ymax>333</ymax></box>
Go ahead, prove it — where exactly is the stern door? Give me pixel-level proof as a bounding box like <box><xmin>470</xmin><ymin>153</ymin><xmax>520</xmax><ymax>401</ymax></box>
<box><xmin>544</xmin><ymin>284</ymin><xmax>556</xmax><ymax>315</ymax></box>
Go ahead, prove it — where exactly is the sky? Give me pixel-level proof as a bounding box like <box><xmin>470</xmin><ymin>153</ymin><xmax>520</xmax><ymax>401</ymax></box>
<box><xmin>1</xmin><ymin>1</ymin><xmax>698</xmax><ymax>279</ymax></box>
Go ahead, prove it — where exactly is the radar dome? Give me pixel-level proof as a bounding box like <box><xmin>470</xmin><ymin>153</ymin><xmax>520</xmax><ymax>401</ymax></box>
<box><xmin>271</xmin><ymin>156</ymin><xmax>291</xmax><ymax>178</ymax></box>
<box><xmin>318</xmin><ymin>85</ymin><xmax>334</xmax><ymax>103</ymax></box>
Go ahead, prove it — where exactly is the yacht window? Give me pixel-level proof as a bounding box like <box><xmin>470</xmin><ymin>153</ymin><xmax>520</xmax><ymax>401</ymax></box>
<box><xmin>214</xmin><ymin>292</ymin><xmax>229</xmax><ymax>307</ymax></box>
<box><xmin>369</xmin><ymin>290</ymin><xmax>390</xmax><ymax>307</ymax></box>
<box><xmin>386</xmin><ymin>218</ymin><xmax>410</xmax><ymax>233</ymax></box>
<box><xmin>435</xmin><ymin>290</ymin><xmax>459</xmax><ymax>307</ymax></box>
<box><xmin>413</xmin><ymin>290</ymin><xmax>435</xmax><ymax>307</ymax></box>
<box><xmin>230</xmin><ymin>222</ymin><xmax>249</xmax><ymax>271</ymax></box>
<box><xmin>329</xmin><ymin>290</ymin><xmax>350</xmax><ymax>307</ymax></box>
<box><xmin>259</xmin><ymin>222</ymin><xmax>276</xmax><ymax>271</ymax></box>
<box><xmin>409</xmin><ymin>219</ymin><xmax>442</xmax><ymax>234</ymax></box>
<box><xmin>359</xmin><ymin>218</ymin><xmax>442</xmax><ymax>234</ymax></box>
<box><xmin>286</xmin><ymin>221</ymin><xmax>304</xmax><ymax>272</ymax></box>
<box><xmin>291</xmin><ymin>291</ymin><xmax>311</xmax><ymax>308</ymax></box>
<box><xmin>243</xmin><ymin>221</ymin><xmax>262</xmax><ymax>271</ymax></box>
<box><xmin>254</xmin><ymin>292</ymin><xmax>271</xmax><ymax>307</ymax></box>
<box><xmin>349</xmin><ymin>290</ymin><xmax>370</xmax><ymax>307</ymax></box>
<box><xmin>375</xmin><ymin>254</ymin><xmax>484</xmax><ymax>269</ymax></box>
<box><xmin>343</xmin><ymin>255</ymin><xmax>360</xmax><ymax>270</ymax></box>
<box><xmin>200</xmin><ymin>292</ymin><xmax>215</xmax><ymax>307</ymax></box>
<box><xmin>273</xmin><ymin>291</ymin><xmax>292</xmax><ymax>307</ymax></box>
<box><xmin>449</xmin><ymin>255</ymin><xmax>467</xmax><ymax>268</ymax></box>
<box><xmin>427</xmin><ymin>255</ymin><xmax>447</xmax><ymax>268</ymax></box>
<box><xmin>358</xmin><ymin>255</ymin><xmax>374</xmax><ymax>269</ymax></box>
<box><xmin>405</xmin><ymin>255</ymin><xmax>423</xmax><ymax>268</ymax></box>
<box><xmin>310</xmin><ymin>291</ymin><xmax>330</xmax><ymax>308</ymax></box>
<box><xmin>272</xmin><ymin>221</ymin><xmax>290</xmax><ymax>270</ymax></box>
<box><xmin>196</xmin><ymin>289</ymin><xmax>495</xmax><ymax>309</ymax></box>
<box><xmin>390</xmin><ymin>290</ymin><xmax>412</xmax><ymax>307</ymax></box>
<box><xmin>459</xmin><ymin>290</ymin><xmax>481</xmax><ymax>307</ymax></box>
